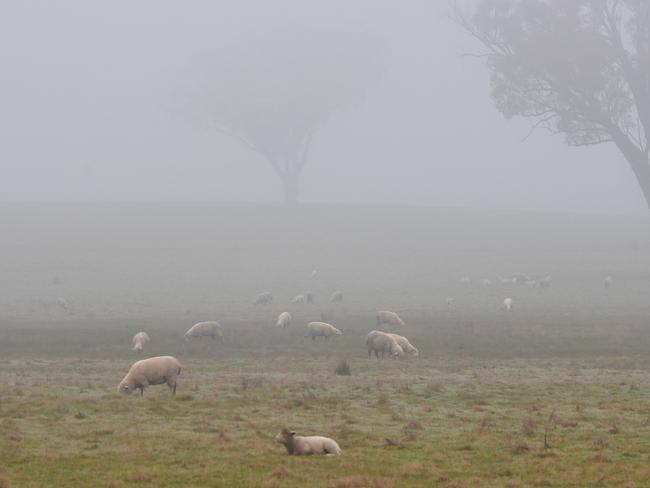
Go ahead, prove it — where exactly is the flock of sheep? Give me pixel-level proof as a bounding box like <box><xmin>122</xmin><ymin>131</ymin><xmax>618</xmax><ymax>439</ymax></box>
<box><xmin>113</xmin><ymin>271</ymin><xmax>615</xmax><ymax>457</ymax></box>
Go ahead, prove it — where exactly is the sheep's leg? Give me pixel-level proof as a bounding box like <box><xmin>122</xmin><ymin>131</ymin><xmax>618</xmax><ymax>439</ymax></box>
<box><xmin>140</xmin><ymin>387</ymin><xmax>144</xmax><ymax>396</ymax></box>
<box><xmin>368</xmin><ymin>349</ymin><xmax>372</xmax><ymax>358</ymax></box>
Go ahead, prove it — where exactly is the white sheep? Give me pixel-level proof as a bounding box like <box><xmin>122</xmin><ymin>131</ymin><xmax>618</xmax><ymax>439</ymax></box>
<box><xmin>460</xmin><ymin>276</ymin><xmax>471</xmax><ymax>284</ymax></box>
<box><xmin>329</xmin><ymin>290</ymin><xmax>344</xmax><ymax>303</ymax></box>
<box><xmin>254</xmin><ymin>292</ymin><xmax>273</xmax><ymax>305</ymax></box>
<box><xmin>185</xmin><ymin>321</ymin><xmax>223</xmax><ymax>341</ymax></box>
<box><xmin>481</xmin><ymin>278</ymin><xmax>493</xmax><ymax>286</ymax></box>
<box><xmin>56</xmin><ymin>297</ymin><xmax>68</xmax><ymax>310</ymax></box>
<box><xmin>131</xmin><ymin>331</ymin><xmax>150</xmax><ymax>353</ymax></box>
<box><xmin>366</xmin><ymin>330</ymin><xmax>404</xmax><ymax>359</ymax></box>
<box><xmin>503</xmin><ymin>297</ymin><xmax>514</xmax><ymax>311</ymax></box>
<box><xmin>306</xmin><ymin>321</ymin><xmax>342</xmax><ymax>340</ymax></box>
<box><xmin>117</xmin><ymin>356</ymin><xmax>181</xmax><ymax>396</ymax></box>
<box><xmin>604</xmin><ymin>276</ymin><xmax>613</xmax><ymax>288</ymax></box>
<box><xmin>376</xmin><ymin>310</ymin><xmax>405</xmax><ymax>328</ymax></box>
<box><xmin>291</xmin><ymin>295</ymin><xmax>306</xmax><ymax>304</ymax></box>
<box><xmin>275</xmin><ymin>312</ymin><xmax>292</xmax><ymax>328</ymax></box>
<box><xmin>275</xmin><ymin>428</ymin><xmax>341</xmax><ymax>456</ymax></box>
<box><xmin>386</xmin><ymin>333</ymin><xmax>419</xmax><ymax>357</ymax></box>
<box><xmin>539</xmin><ymin>276</ymin><xmax>552</xmax><ymax>288</ymax></box>
<box><xmin>311</xmin><ymin>268</ymin><xmax>318</xmax><ymax>279</ymax></box>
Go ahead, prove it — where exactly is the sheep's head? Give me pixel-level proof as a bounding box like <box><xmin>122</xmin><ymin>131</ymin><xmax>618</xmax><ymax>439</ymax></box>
<box><xmin>275</xmin><ymin>428</ymin><xmax>296</xmax><ymax>452</ymax></box>
<box><xmin>184</xmin><ymin>332</ymin><xmax>191</xmax><ymax>341</ymax></box>
<box><xmin>132</xmin><ymin>342</ymin><xmax>143</xmax><ymax>352</ymax></box>
<box><xmin>117</xmin><ymin>380</ymin><xmax>134</xmax><ymax>395</ymax></box>
<box><xmin>392</xmin><ymin>344</ymin><xmax>404</xmax><ymax>358</ymax></box>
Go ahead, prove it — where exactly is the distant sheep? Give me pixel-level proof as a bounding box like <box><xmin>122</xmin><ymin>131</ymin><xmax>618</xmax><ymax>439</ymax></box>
<box><xmin>117</xmin><ymin>356</ymin><xmax>181</xmax><ymax>396</ymax></box>
<box><xmin>539</xmin><ymin>276</ymin><xmax>552</xmax><ymax>288</ymax></box>
<box><xmin>306</xmin><ymin>321</ymin><xmax>342</xmax><ymax>340</ymax></box>
<box><xmin>56</xmin><ymin>297</ymin><xmax>68</xmax><ymax>310</ymax></box>
<box><xmin>376</xmin><ymin>310</ymin><xmax>405</xmax><ymax>328</ymax></box>
<box><xmin>184</xmin><ymin>321</ymin><xmax>223</xmax><ymax>341</ymax></box>
<box><xmin>131</xmin><ymin>331</ymin><xmax>150</xmax><ymax>353</ymax></box>
<box><xmin>366</xmin><ymin>330</ymin><xmax>404</xmax><ymax>359</ymax></box>
<box><xmin>511</xmin><ymin>273</ymin><xmax>531</xmax><ymax>285</ymax></box>
<box><xmin>604</xmin><ymin>276</ymin><xmax>613</xmax><ymax>288</ymax></box>
<box><xmin>386</xmin><ymin>333</ymin><xmax>419</xmax><ymax>357</ymax></box>
<box><xmin>311</xmin><ymin>268</ymin><xmax>318</xmax><ymax>279</ymax></box>
<box><xmin>275</xmin><ymin>428</ymin><xmax>341</xmax><ymax>456</ymax></box>
<box><xmin>446</xmin><ymin>297</ymin><xmax>455</xmax><ymax>308</ymax></box>
<box><xmin>481</xmin><ymin>278</ymin><xmax>493</xmax><ymax>286</ymax></box>
<box><xmin>329</xmin><ymin>290</ymin><xmax>343</xmax><ymax>303</ymax></box>
<box><xmin>276</xmin><ymin>312</ymin><xmax>292</xmax><ymax>328</ymax></box>
<box><xmin>460</xmin><ymin>276</ymin><xmax>471</xmax><ymax>284</ymax></box>
<box><xmin>291</xmin><ymin>294</ymin><xmax>306</xmax><ymax>304</ymax></box>
<box><xmin>503</xmin><ymin>297</ymin><xmax>514</xmax><ymax>311</ymax></box>
<box><xmin>254</xmin><ymin>292</ymin><xmax>273</xmax><ymax>305</ymax></box>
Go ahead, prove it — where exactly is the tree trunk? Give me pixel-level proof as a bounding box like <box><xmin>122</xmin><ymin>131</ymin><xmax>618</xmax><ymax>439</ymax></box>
<box><xmin>627</xmin><ymin>154</ymin><xmax>650</xmax><ymax>209</ymax></box>
<box><xmin>281</xmin><ymin>170</ymin><xmax>300</xmax><ymax>205</ymax></box>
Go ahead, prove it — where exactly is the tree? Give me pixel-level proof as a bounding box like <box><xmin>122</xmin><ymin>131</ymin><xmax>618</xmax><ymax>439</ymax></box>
<box><xmin>457</xmin><ymin>1</ymin><xmax>650</xmax><ymax>207</ymax></box>
<box><xmin>190</xmin><ymin>28</ymin><xmax>381</xmax><ymax>204</ymax></box>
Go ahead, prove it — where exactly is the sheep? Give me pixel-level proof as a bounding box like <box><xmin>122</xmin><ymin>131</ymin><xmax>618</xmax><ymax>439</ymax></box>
<box><xmin>306</xmin><ymin>321</ymin><xmax>342</xmax><ymax>340</ymax></box>
<box><xmin>184</xmin><ymin>321</ymin><xmax>223</xmax><ymax>341</ymax></box>
<box><xmin>503</xmin><ymin>297</ymin><xmax>514</xmax><ymax>311</ymax></box>
<box><xmin>460</xmin><ymin>276</ymin><xmax>471</xmax><ymax>284</ymax></box>
<box><xmin>604</xmin><ymin>276</ymin><xmax>613</xmax><ymax>288</ymax></box>
<box><xmin>276</xmin><ymin>312</ymin><xmax>292</xmax><ymax>328</ymax></box>
<box><xmin>497</xmin><ymin>275</ymin><xmax>517</xmax><ymax>285</ymax></box>
<box><xmin>254</xmin><ymin>291</ymin><xmax>273</xmax><ymax>305</ymax></box>
<box><xmin>311</xmin><ymin>268</ymin><xmax>318</xmax><ymax>279</ymax></box>
<box><xmin>376</xmin><ymin>310</ymin><xmax>405</xmax><ymax>328</ymax></box>
<box><xmin>117</xmin><ymin>356</ymin><xmax>181</xmax><ymax>396</ymax></box>
<box><xmin>291</xmin><ymin>294</ymin><xmax>306</xmax><ymax>304</ymax></box>
<box><xmin>539</xmin><ymin>276</ymin><xmax>552</xmax><ymax>288</ymax></box>
<box><xmin>56</xmin><ymin>297</ymin><xmax>68</xmax><ymax>310</ymax></box>
<box><xmin>305</xmin><ymin>291</ymin><xmax>314</xmax><ymax>303</ymax></box>
<box><xmin>511</xmin><ymin>272</ymin><xmax>531</xmax><ymax>285</ymax></box>
<box><xmin>131</xmin><ymin>331</ymin><xmax>150</xmax><ymax>353</ymax></box>
<box><xmin>446</xmin><ymin>297</ymin><xmax>455</xmax><ymax>308</ymax></box>
<box><xmin>366</xmin><ymin>330</ymin><xmax>404</xmax><ymax>359</ymax></box>
<box><xmin>386</xmin><ymin>332</ymin><xmax>419</xmax><ymax>357</ymax></box>
<box><xmin>274</xmin><ymin>428</ymin><xmax>341</xmax><ymax>456</ymax></box>
<box><xmin>481</xmin><ymin>278</ymin><xmax>493</xmax><ymax>286</ymax></box>
<box><xmin>329</xmin><ymin>290</ymin><xmax>343</xmax><ymax>303</ymax></box>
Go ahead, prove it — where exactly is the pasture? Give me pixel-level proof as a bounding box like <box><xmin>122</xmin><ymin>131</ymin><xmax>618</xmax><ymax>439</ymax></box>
<box><xmin>1</xmin><ymin>203</ymin><xmax>650</xmax><ymax>487</ymax></box>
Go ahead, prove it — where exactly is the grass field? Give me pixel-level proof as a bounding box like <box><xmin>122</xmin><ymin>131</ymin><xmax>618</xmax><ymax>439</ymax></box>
<box><xmin>1</xmin><ymin>203</ymin><xmax>650</xmax><ymax>487</ymax></box>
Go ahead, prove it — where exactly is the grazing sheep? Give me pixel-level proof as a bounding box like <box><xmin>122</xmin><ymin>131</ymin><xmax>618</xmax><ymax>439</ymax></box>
<box><xmin>291</xmin><ymin>294</ymin><xmax>306</xmax><ymax>304</ymax></box>
<box><xmin>276</xmin><ymin>312</ymin><xmax>292</xmax><ymax>328</ymax></box>
<box><xmin>366</xmin><ymin>330</ymin><xmax>404</xmax><ymax>359</ymax></box>
<box><xmin>329</xmin><ymin>290</ymin><xmax>344</xmax><ymax>303</ymax></box>
<box><xmin>376</xmin><ymin>310</ymin><xmax>405</xmax><ymax>328</ymax></box>
<box><xmin>604</xmin><ymin>276</ymin><xmax>613</xmax><ymax>288</ymax></box>
<box><xmin>131</xmin><ymin>331</ymin><xmax>150</xmax><ymax>353</ymax></box>
<box><xmin>306</xmin><ymin>321</ymin><xmax>342</xmax><ymax>340</ymax></box>
<box><xmin>305</xmin><ymin>291</ymin><xmax>314</xmax><ymax>304</ymax></box>
<box><xmin>539</xmin><ymin>276</ymin><xmax>552</xmax><ymax>288</ymax></box>
<box><xmin>497</xmin><ymin>275</ymin><xmax>516</xmax><ymax>285</ymax></box>
<box><xmin>254</xmin><ymin>292</ymin><xmax>273</xmax><ymax>305</ymax></box>
<box><xmin>275</xmin><ymin>428</ymin><xmax>341</xmax><ymax>456</ymax></box>
<box><xmin>386</xmin><ymin>333</ymin><xmax>419</xmax><ymax>357</ymax></box>
<box><xmin>117</xmin><ymin>356</ymin><xmax>181</xmax><ymax>396</ymax></box>
<box><xmin>511</xmin><ymin>272</ymin><xmax>531</xmax><ymax>285</ymax></box>
<box><xmin>503</xmin><ymin>297</ymin><xmax>514</xmax><ymax>311</ymax></box>
<box><xmin>184</xmin><ymin>321</ymin><xmax>223</xmax><ymax>341</ymax></box>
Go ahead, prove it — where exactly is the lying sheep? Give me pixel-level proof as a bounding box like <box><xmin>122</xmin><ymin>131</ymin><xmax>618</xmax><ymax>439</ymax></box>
<box><xmin>254</xmin><ymin>292</ymin><xmax>273</xmax><ymax>305</ymax></box>
<box><xmin>131</xmin><ymin>331</ymin><xmax>150</xmax><ymax>353</ymax></box>
<box><xmin>291</xmin><ymin>294</ymin><xmax>306</xmax><ymax>304</ymax></box>
<box><xmin>276</xmin><ymin>312</ymin><xmax>292</xmax><ymax>328</ymax></box>
<box><xmin>329</xmin><ymin>290</ymin><xmax>343</xmax><ymax>303</ymax></box>
<box><xmin>118</xmin><ymin>356</ymin><xmax>181</xmax><ymax>396</ymax></box>
<box><xmin>185</xmin><ymin>321</ymin><xmax>223</xmax><ymax>341</ymax></box>
<box><xmin>306</xmin><ymin>321</ymin><xmax>342</xmax><ymax>340</ymax></box>
<box><xmin>386</xmin><ymin>333</ymin><xmax>418</xmax><ymax>357</ymax></box>
<box><xmin>366</xmin><ymin>330</ymin><xmax>404</xmax><ymax>359</ymax></box>
<box><xmin>376</xmin><ymin>310</ymin><xmax>405</xmax><ymax>328</ymax></box>
<box><xmin>275</xmin><ymin>428</ymin><xmax>341</xmax><ymax>456</ymax></box>
<box><xmin>503</xmin><ymin>297</ymin><xmax>514</xmax><ymax>311</ymax></box>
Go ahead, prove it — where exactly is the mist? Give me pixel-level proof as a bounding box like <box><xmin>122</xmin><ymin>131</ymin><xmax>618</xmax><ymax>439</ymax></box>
<box><xmin>1</xmin><ymin>0</ymin><xmax>645</xmax><ymax>213</ymax></box>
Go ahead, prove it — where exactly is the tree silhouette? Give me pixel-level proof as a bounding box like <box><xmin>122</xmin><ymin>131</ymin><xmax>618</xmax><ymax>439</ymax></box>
<box><xmin>458</xmin><ymin>1</ymin><xmax>650</xmax><ymax>207</ymax></box>
<box><xmin>191</xmin><ymin>28</ymin><xmax>380</xmax><ymax>204</ymax></box>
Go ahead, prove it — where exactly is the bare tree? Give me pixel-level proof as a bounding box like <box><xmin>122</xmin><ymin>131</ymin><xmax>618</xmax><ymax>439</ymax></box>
<box><xmin>189</xmin><ymin>28</ymin><xmax>381</xmax><ymax>204</ymax></box>
<box><xmin>457</xmin><ymin>1</ymin><xmax>650</xmax><ymax>207</ymax></box>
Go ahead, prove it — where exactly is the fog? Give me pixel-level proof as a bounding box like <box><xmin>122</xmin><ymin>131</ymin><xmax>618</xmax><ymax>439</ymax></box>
<box><xmin>1</xmin><ymin>0</ymin><xmax>645</xmax><ymax>214</ymax></box>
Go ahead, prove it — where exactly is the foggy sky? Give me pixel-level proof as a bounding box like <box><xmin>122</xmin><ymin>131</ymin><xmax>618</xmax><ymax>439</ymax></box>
<box><xmin>0</xmin><ymin>0</ymin><xmax>645</xmax><ymax>214</ymax></box>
